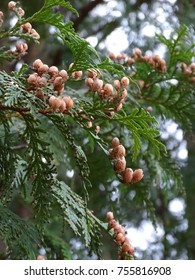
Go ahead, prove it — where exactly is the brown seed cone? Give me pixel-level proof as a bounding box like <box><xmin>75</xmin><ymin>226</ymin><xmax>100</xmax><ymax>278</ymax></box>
<box><xmin>37</xmin><ymin>64</ymin><xmax>49</xmax><ymax>74</ymax></box>
<box><xmin>131</xmin><ymin>168</ymin><xmax>144</xmax><ymax>184</ymax></box>
<box><xmin>95</xmin><ymin>125</ymin><xmax>100</xmax><ymax>134</ymax></box>
<box><xmin>59</xmin><ymin>100</ymin><xmax>66</xmax><ymax>113</ymax></box>
<box><xmin>122</xmin><ymin>241</ymin><xmax>131</xmax><ymax>253</ymax></box>
<box><xmin>48</xmin><ymin>66</ymin><xmax>59</xmax><ymax>77</ymax></box>
<box><xmin>37</xmin><ymin>255</ymin><xmax>45</xmax><ymax>260</ymax></box>
<box><xmin>49</xmin><ymin>97</ymin><xmax>61</xmax><ymax>111</ymax></box>
<box><xmin>114</xmin><ymin>157</ymin><xmax>126</xmax><ymax>174</ymax></box>
<box><xmin>27</xmin><ymin>73</ymin><xmax>38</xmax><ymax>84</ymax></box>
<box><xmin>104</xmin><ymin>83</ymin><xmax>113</xmax><ymax>96</ymax></box>
<box><xmin>112</xmin><ymin>144</ymin><xmax>126</xmax><ymax>159</ymax></box>
<box><xmin>49</xmin><ymin>95</ymin><xmax>56</xmax><ymax>105</ymax></box>
<box><xmin>36</xmin><ymin>90</ymin><xmax>44</xmax><ymax>100</ymax></box>
<box><xmin>115</xmin><ymin>233</ymin><xmax>126</xmax><ymax>245</ymax></box>
<box><xmin>33</xmin><ymin>59</ymin><xmax>43</xmax><ymax>70</ymax></box>
<box><xmin>127</xmin><ymin>244</ymin><xmax>135</xmax><ymax>255</ymax></box>
<box><xmin>22</xmin><ymin>22</ymin><xmax>32</xmax><ymax>33</ymax></box>
<box><xmin>106</xmin><ymin>211</ymin><xmax>114</xmax><ymax>221</ymax></box>
<box><xmin>113</xmin><ymin>223</ymin><xmax>121</xmax><ymax>233</ymax></box>
<box><xmin>85</xmin><ymin>77</ymin><xmax>94</xmax><ymax>88</ymax></box>
<box><xmin>8</xmin><ymin>1</ymin><xmax>17</xmax><ymax>10</ymax></box>
<box><xmin>108</xmin><ymin>218</ymin><xmax>117</xmax><ymax>229</ymax></box>
<box><xmin>122</xmin><ymin>168</ymin><xmax>133</xmax><ymax>184</ymax></box>
<box><xmin>108</xmin><ymin>52</ymin><xmax>116</xmax><ymax>60</ymax></box>
<box><xmin>63</xmin><ymin>96</ymin><xmax>74</xmax><ymax>110</ymax></box>
<box><xmin>53</xmin><ymin>76</ymin><xmax>64</xmax><ymax>86</ymax></box>
<box><xmin>72</xmin><ymin>70</ymin><xmax>82</xmax><ymax>80</ymax></box>
<box><xmin>120</xmin><ymin>89</ymin><xmax>128</xmax><ymax>100</ymax></box>
<box><xmin>111</xmin><ymin>137</ymin><xmax>120</xmax><ymax>148</ymax></box>
<box><xmin>120</xmin><ymin>76</ymin><xmax>130</xmax><ymax>88</ymax></box>
<box><xmin>114</xmin><ymin>80</ymin><xmax>121</xmax><ymax>91</ymax></box>
<box><xmin>59</xmin><ymin>70</ymin><xmax>68</xmax><ymax>81</ymax></box>
<box><xmin>92</xmin><ymin>78</ymin><xmax>103</xmax><ymax>92</ymax></box>
<box><xmin>36</xmin><ymin>76</ymin><xmax>47</xmax><ymax>88</ymax></box>
<box><xmin>114</xmin><ymin>224</ymin><xmax>126</xmax><ymax>235</ymax></box>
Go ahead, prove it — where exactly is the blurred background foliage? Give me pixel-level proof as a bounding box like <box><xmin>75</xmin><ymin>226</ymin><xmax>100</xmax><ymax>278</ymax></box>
<box><xmin>1</xmin><ymin>0</ymin><xmax>195</xmax><ymax>260</ymax></box>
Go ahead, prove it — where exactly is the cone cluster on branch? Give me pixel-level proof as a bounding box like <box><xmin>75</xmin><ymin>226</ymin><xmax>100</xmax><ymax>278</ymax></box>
<box><xmin>0</xmin><ymin>2</ymin><xmax>40</xmax><ymax>58</ymax></box>
<box><xmin>109</xmin><ymin>48</ymin><xmax>167</xmax><ymax>73</ymax></box>
<box><xmin>8</xmin><ymin>1</ymin><xmax>25</xmax><ymax>17</ymax></box>
<box><xmin>109</xmin><ymin>137</ymin><xmax>144</xmax><ymax>184</ymax></box>
<box><xmin>27</xmin><ymin>59</ymin><xmax>74</xmax><ymax>112</ymax></box>
<box><xmin>106</xmin><ymin>211</ymin><xmax>134</xmax><ymax>259</ymax></box>
<box><xmin>85</xmin><ymin>69</ymin><xmax>130</xmax><ymax>116</ymax></box>
<box><xmin>21</xmin><ymin>22</ymin><xmax>40</xmax><ymax>40</ymax></box>
<box><xmin>181</xmin><ymin>62</ymin><xmax>195</xmax><ymax>83</ymax></box>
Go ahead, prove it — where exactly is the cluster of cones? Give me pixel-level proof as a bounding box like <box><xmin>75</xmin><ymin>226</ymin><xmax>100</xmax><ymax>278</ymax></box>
<box><xmin>109</xmin><ymin>137</ymin><xmax>144</xmax><ymax>184</ymax></box>
<box><xmin>107</xmin><ymin>211</ymin><xmax>134</xmax><ymax>259</ymax></box>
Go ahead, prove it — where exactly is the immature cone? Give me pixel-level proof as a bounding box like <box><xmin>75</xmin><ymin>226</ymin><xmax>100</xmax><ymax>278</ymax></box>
<box><xmin>17</xmin><ymin>7</ymin><xmax>25</xmax><ymax>17</ymax></box>
<box><xmin>122</xmin><ymin>241</ymin><xmax>134</xmax><ymax>256</ymax></box>
<box><xmin>131</xmin><ymin>169</ymin><xmax>144</xmax><ymax>184</ymax></box>
<box><xmin>49</xmin><ymin>95</ymin><xmax>56</xmax><ymax>106</ymax></box>
<box><xmin>120</xmin><ymin>89</ymin><xmax>128</xmax><ymax>100</ymax></box>
<box><xmin>37</xmin><ymin>255</ymin><xmax>45</xmax><ymax>260</ymax></box>
<box><xmin>36</xmin><ymin>90</ymin><xmax>44</xmax><ymax>100</ymax></box>
<box><xmin>58</xmin><ymin>99</ymin><xmax>66</xmax><ymax>113</ymax></box>
<box><xmin>33</xmin><ymin>59</ymin><xmax>43</xmax><ymax>70</ymax></box>
<box><xmin>63</xmin><ymin>96</ymin><xmax>74</xmax><ymax>110</ymax></box>
<box><xmin>22</xmin><ymin>22</ymin><xmax>32</xmax><ymax>33</ymax></box>
<box><xmin>106</xmin><ymin>211</ymin><xmax>134</xmax><ymax>259</ymax></box>
<box><xmin>92</xmin><ymin>78</ymin><xmax>103</xmax><ymax>92</ymax></box>
<box><xmin>15</xmin><ymin>42</ymin><xmax>28</xmax><ymax>53</ymax></box>
<box><xmin>8</xmin><ymin>1</ymin><xmax>16</xmax><ymax>10</ymax></box>
<box><xmin>87</xmin><ymin>121</ymin><xmax>93</xmax><ymax>128</ymax></box>
<box><xmin>104</xmin><ymin>83</ymin><xmax>114</xmax><ymax>97</ymax></box>
<box><xmin>31</xmin><ymin>29</ymin><xmax>40</xmax><ymax>39</ymax></box>
<box><xmin>112</xmin><ymin>144</ymin><xmax>126</xmax><ymax>158</ymax></box>
<box><xmin>95</xmin><ymin>125</ymin><xmax>100</xmax><ymax>134</ymax></box>
<box><xmin>120</xmin><ymin>77</ymin><xmax>130</xmax><ymax>88</ymax></box>
<box><xmin>108</xmin><ymin>52</ymin><xmax>116</xmax><ymax>60</ymax></box>
<box><xmin>49</xmin><ymin>96</ymin><xmax>60</xmax><ymax>111</ymax></box>
<box><xmin>85</xmin><ymin>77</ymin><xmax>94</xmax><ymax>88</ymax></box>
<box><xmin>108</xmin><ymin>218</ymin><xmax>117</xmax><ymax>229</ymax></box>
<box><xmin>36</xmin><ymin>76</ymin><xmax>47</xmax><ymax>88</ymax></box>
<box><xmin>114</xmin><ymin>157</ymin><xmax>126</xmax><ymax>173</ymax></box>
<box><xmin>38</xmin><ymin>64</ymin><xmax>49</xmax><ymax>74</ymax></box>
<box><xmin>115</xmin><ymin>233</ymin><xmax>126</xmax><ymax>245</ymax></box>
<box><xmin>49</xmin><ymin>66</ymin><xmax>59</xmax><ymax>77</ymax></box>
<box><xmin>72</xmin><ymin>70</ymin><xmax>82</xmax><ymax>80</ymax></box>
<box><xmin>133</xmin><ymin>48</ymin><xmax>142</xmax><ymax>58</ymax></box>
<box><xmin>27</xmin><ymin>73</ymin><xmax>38</xmax><ymax>85</ymax></box>
<box><xmin>114</xmin><ymin>79</ymin><xmax>121</xmax><ymax>91</ymax></box>
<box><xmin>59</xmin><ymin>70</ymin><xmax>68</xmax><ymax>81</ymax></box>
<box><xmin>122</xmin><ymin>168</ymin><xmax>133</xmax><ymax>184</ymax></box>
<box><xmin>111</xmin><ymin>137</ymin><xmax>120</xmax><ymax>148</ymax></box>
<box><xmin>106</xmin><ymin>211</ymin><xmax>114</xmax><ymax>222</ymax></box>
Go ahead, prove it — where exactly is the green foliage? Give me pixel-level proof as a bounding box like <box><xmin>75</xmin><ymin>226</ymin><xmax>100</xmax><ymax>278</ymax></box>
<box><xmin>156</xmin><ymin>25</ymin><xmax>195</xmax><ymax>69</ymax></box>
<box><xmin>0</xmin><ymin>0</ymin><xmax>194</xmax><ymax>260</ymax></box>
<box><xmin>52</xmin><ymin>182</ymin><xmax>103</xmax><ymax>258</ymax></box>
<box><xmin>98</xmin><ymin>57</ymin><xmax>125</xmax><ymax>76</ymax></box>
<box><xmin>29</xmin><ymin>0</ymin><xmax>79</xmax><ymax>23</ymax></box>
<box><xmin>0</xmin><ymin>204</ymin><xmax>40</xmax><ymax>259</ymax></box>
<box><xmin>114</xmin><ymin>108</ymin><xmax>166</xmax><ymax>160</ymax></box>
<box><xmin>47</xmin><ymin>114</ymin><xmax>92</xmax><ymax>195</ymax></box>
<box><xmin>42</xmin><ymin>229</ymin><xmax>72</xmax><ymax>260</ymax></box>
